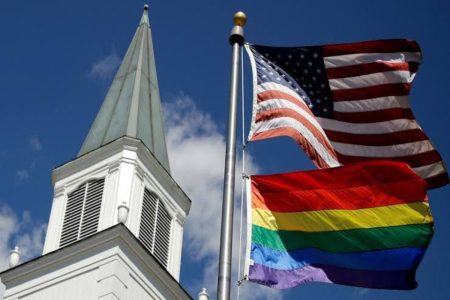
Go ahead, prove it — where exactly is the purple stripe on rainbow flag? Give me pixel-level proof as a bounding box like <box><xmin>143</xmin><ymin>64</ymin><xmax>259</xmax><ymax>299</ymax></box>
<box><xmin>249</xmin><ymin>263</ymin><xmax>332</xmax><ymax>289</ymax></box>
<box><xmin>249</xmin><ymin>263</ymin><xmax>417</xmax><ymax>290</ymax></box>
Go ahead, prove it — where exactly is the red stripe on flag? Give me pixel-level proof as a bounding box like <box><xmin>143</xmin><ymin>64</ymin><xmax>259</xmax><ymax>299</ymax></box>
<box><xmin>251</xmin><ymin>160</ymin><xmax>426</xmax><ymax>202</ymax></box>
<box><xmin>326</xmin><ymin>62</ymin><xmax>414</xmax><ymax>79</ymax></box>
<box><xmin>335</xmin><ymin>151</ymin><xmax>444</xmax><ymax>169</ymax></box>
<box><xmin>251</xmin><ymin>178</ymin><xmax>427</xmax><ymax>213</ymax></box>
<box><xmin>333</xmin><ymin>108</ymin><xmax>415</xmax><ymax>123</ymax></box>
<box><xmin>426</xmin><ymin>173</ymin><xmax>450</xmax><ymax>189</ymax></box>
<box><xmin>323</xmin><ymin>39</ymin><xmax>421</xmax><ymax>56</ymax></box>
<box><xmin>325</xmin><ymin>129</ymin><xmax>429</xmax><ymax>146</ymax></box>
<box><xmin>332</xmin><ymin>83</ymin><xmax>411</xmax><ymax>101</ymax></box>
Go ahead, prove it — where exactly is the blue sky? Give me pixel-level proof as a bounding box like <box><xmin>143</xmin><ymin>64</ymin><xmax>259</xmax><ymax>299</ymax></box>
<box><xmin>0</xmin><ymin>1</ymin><xmax>449</xmax><ymax>299</ymax></box>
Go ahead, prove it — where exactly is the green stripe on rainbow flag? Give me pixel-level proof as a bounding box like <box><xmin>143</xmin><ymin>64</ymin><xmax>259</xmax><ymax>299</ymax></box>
<box><xmin>252</xmin><ymin>223</ymin><xmax>433</xmax><ymax>252</ymax></box>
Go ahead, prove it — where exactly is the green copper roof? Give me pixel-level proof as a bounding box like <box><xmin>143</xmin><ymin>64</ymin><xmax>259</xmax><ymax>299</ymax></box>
<box><xmin>78</xmin><ymin>7</ymin><xmax>170</xmax><ymax>172</ymax></box>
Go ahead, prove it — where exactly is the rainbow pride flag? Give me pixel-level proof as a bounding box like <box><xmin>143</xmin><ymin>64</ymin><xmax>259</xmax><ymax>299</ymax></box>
<box><xmin>245</xmin><ymin>161</ymin><xmax>434</xmax><ymax>290</ymax></box>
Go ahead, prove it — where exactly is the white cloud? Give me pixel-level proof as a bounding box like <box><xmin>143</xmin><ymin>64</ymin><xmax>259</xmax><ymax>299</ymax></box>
<box><xmin>16</xmin><ymin>170</ymin><xmax>29</xmax><ymax>181</ymax></box>
<box><xmin>0</xmin><ymin>206</ymin><xmax>16</xmax><ymax>271</ymax></box>
<box><xmin>0</xmin><ymin>205</ymin><xmax>46</xmax><ymax>272</ymax></box>
<box><xmin>88</xmin><ymin>48</ymin><xmax>121</xmax><ymax>80</ymax></box>
<box><xmin>29</xmin><ymin>136</ymin><xmax>42</xmax><ymax>152</ymax></box>
<box><xmin>165</xmin><ymin>95</ymin><xmax>282</xmax><ymax>299</ymax></box>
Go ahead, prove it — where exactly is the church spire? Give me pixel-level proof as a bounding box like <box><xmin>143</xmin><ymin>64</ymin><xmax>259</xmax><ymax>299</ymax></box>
<box><xmin>78</xmin><ymin>5</ymin><xmax>170</xmax><ymax>172</ymax></box>
<box><xmin>41</xmin><ymin>6</ymin><xmax>190</xmax><ymax>282</ymax></box>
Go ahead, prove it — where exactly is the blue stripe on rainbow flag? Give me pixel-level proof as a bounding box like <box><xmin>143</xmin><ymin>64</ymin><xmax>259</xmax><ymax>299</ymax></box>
<box><xmin>251</xmin><ymin>243</ymin><xmax>426</xmax><ymax>271</ymax></box>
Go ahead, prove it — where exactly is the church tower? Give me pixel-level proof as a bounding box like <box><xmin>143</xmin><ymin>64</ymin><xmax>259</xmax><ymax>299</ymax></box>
<box><xmin>0</xmin><ymin>6</ymin><xmax>192</xmax><ymax>300</ymax></box>
<box><xmin>42</xmin><ymin>5</ymin><xmax>190</xmax><ymax>280</ymax></box>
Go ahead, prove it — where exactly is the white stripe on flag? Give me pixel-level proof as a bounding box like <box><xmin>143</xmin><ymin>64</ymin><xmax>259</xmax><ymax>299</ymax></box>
<box><xmin>317</xmin><ymin>117</ymin><xmax>421</xmax><ymax>134</ymax></box>
<box><xmin>331</xmin><ymin>140</ymin><xmax>435</xmax><ymax>157</ymax></box>
<box><xmin>329</xmin><ymin>70</ymin><xmax>413</xmax><ymax>90</ymax></box>
<box><xmin>257</xmin><ymin>82</ymin><xmax>305</xmax><ymax>102</ymax></box>
<box><xmin>333</xmin><ymin>96</ymin><xmax>410</xmax><ymax>112</ymax></box>
<box><xmin>324</xmin><ymin>52</ymin><xmax>421</xmax><ymax>68</ymax></box>
<box><xmin>414</xmin><ymin>162</ymin><xmax>447</xmax><ymax>179</ymax></box>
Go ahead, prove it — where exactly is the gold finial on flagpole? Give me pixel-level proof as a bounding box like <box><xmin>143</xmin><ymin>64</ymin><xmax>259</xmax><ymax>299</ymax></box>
<box><xmin>229</xmin><ymin>11</ymin><xmax>246</xmax><ymax>45</ymax></box>
<box><xmin>233</xmin><ymin>11</ymin><xmax>247</xmax><ymax>27</ymax></box>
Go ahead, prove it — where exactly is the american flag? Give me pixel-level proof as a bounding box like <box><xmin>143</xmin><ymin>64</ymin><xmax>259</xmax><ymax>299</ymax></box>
<box><xmin>245</xmin><ymin>40</ymin><xmax>448</xmax><ymax>189</ymax></box>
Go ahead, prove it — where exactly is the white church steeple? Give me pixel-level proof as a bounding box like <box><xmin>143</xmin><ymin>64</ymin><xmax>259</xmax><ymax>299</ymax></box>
<box><xmin>42</xmin><ymin>6</ymin><xmax>190</xmax><ymax>281</ymax></box>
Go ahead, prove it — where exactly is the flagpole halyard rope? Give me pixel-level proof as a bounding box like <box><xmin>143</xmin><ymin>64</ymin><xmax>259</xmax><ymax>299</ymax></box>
<box><xmin>236</xmin><ymin>45</ymin><xmax>246</xmax><ymax>300</ymax></box>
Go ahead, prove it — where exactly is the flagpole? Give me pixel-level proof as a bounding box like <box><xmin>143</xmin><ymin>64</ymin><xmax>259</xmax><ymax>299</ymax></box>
<box><xmin>217</xmin><ymin>11</ymin><xmax>246</xmax><ymax>300</ymax></box>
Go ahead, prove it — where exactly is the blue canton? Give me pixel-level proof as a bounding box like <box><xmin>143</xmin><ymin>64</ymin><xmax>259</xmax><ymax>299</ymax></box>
<box><xmin>250</xmin><ymin>45</ymin><xmax>333</xmax><ymax>118</ymax></box>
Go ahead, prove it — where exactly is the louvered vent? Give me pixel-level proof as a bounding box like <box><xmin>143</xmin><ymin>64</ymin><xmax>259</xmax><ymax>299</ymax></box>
<box><xmin>60</xmin><ymin>178</ymin><xmax>105</xmax><ymax>247</ymax></box>
<box><xmin>139</xmin><ymin>190</ymin><xmax>157</xmax><ymax>252</ymax></box>
<box><xmin>139</xmin><ymin>189</ymin><xmax>172</xmax><ymax>267</ymax></box>
<box><xmin>59</xmin><ymin>184</ymin><xmax>85</xmax><ymax>247</ymax></box>
<box><xmin>80</xmin><ymin>179</ymin><xmax>104</xmax><ymax>238</ymax></box>
<box><xmin>154</xmin><ymin>201</ymin><xmax>171</xmax><ymax>266</ymax></box>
